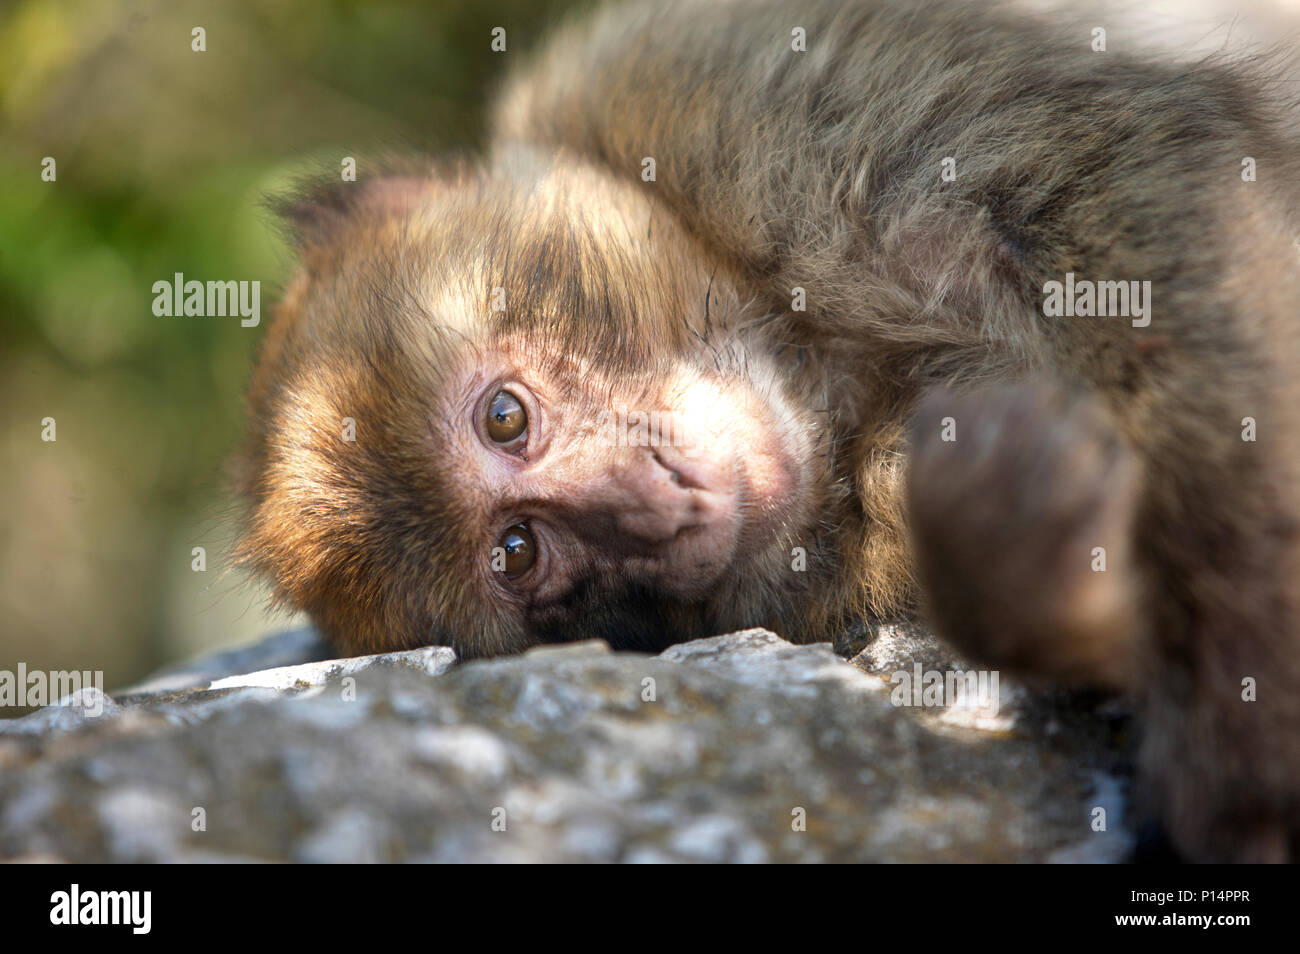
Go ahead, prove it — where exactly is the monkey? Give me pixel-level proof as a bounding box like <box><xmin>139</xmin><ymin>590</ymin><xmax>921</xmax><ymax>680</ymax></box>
<box><xmin>234</xmin><ymin>0</ymin><xmax>1300</xmax><ymax>862</ymax></box>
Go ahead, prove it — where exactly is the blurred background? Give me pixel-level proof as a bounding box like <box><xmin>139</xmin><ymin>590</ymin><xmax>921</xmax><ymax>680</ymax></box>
<box><xmin>0</xmin><ymin>0</ymin><xmax>585</xmax><ymax>697</ymax></box>
<box><xmin>1</xmin><ymin>0</ymin><xmax>1296</xmax><ymax>699</ymax></box>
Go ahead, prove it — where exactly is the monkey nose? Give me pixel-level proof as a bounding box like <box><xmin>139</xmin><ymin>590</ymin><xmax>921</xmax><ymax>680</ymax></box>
<box><xmin>610</xmin><ymin>447</ymin><xmax>724</xmax><ymax>543</ymax></box>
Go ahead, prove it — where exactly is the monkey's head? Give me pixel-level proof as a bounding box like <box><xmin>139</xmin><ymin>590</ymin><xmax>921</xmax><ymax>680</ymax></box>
<box><xmin>234</xmin><ymin>153</ymin><xmax>833</xmax><ymax>657</ymax></box>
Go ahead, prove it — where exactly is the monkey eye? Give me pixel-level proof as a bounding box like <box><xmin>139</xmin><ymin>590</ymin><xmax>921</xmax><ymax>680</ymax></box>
<box><xmin>496</xmin><ymin>524</ymin><xmax>537</xmax><ymax>577</ymax></box>
<box><xmin>486</xmin><ymin>390</ymin><xmax>527</xmax><ymax>444</ymax></box>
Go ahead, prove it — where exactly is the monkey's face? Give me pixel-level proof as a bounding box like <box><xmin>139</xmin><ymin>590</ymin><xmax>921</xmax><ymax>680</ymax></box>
<box><xmin>439</xmin><ymin>327</ymin><xmax>814</xmax><ymax>652</ymax></box>
<box><xmin>237</xmin><ymin>160</ymin><xmax>827</xmax><ymax>657</ymax></box>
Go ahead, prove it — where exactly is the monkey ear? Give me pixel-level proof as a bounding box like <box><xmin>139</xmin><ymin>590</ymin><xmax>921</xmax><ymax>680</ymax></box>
<box><xmin>270</xmin><ymin>161</ymin><xmax>466</xmax><ymax>249</ymax></box>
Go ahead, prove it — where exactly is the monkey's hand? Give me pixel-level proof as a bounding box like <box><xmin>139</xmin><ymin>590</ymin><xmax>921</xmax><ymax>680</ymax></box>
<box><xmin>904</xmin><ymin>380</ymin><xmax>1141</xmax><ymax>691</ymax></box>
<box><xmin>906</xmin><ymin>380</ymin><xmax>1300</xmax><ymax>860</ymax></box>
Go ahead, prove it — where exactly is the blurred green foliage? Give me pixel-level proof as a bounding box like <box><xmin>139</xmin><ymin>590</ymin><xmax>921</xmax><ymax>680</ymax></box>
<box><xmin>0</xmin><ymin>0</ymin><xmax>585</xmax><ymax>693</ymax></box>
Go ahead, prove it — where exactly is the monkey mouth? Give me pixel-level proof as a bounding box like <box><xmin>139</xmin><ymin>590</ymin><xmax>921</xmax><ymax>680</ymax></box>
<box><xmin>737</xmin><ymin>374</ymin><xmax>813</xmax><ymax>545</ymax></box>
<box><xmin>689</xmin><ymin>425</ymin><xmax>805</xmax><ymax>576</ymax></box>
<box><xmin>634</xmin><ymin>429</ymin><xmax>800</xmax><ymax>598</ymax></box>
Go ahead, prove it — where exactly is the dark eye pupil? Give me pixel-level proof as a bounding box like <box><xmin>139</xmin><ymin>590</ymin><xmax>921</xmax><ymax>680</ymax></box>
<box><xmin>498</xmin><ymin>524</ymin><xmax>536</xmax><ymax>577</ymax></box>
<box><xmin>486</xmin><ymin>390</ymin><xmax>527</xmax><ymax>443</ymax></box>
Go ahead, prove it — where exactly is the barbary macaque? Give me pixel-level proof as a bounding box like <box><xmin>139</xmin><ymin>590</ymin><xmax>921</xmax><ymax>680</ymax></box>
<box><xmin>234</xmin><ymin>0</ymin><xmax>1300</xmax><ymax>861</ymax></box>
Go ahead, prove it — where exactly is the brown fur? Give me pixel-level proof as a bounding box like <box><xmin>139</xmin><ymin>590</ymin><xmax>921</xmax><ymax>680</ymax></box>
<box><xmin>238</xmin><ymin>0</ymin><xmax>1300</xmax><ymax>860</ymax></box>
<box><xmin>236</xmin><ymin>152</ymin><xmax>843</xmax><ymax>656</ymax></box>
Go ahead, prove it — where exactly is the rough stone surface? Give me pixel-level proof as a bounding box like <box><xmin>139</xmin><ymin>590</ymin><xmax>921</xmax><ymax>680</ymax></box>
<box><xmin>0</xmin><ymin>627</ymin><xmax>1135</xmax><ymax>862</ymax></box>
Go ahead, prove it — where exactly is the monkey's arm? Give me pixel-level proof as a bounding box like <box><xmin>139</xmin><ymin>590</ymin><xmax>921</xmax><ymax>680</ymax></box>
<box><xmin>494</xmin><ymin>0</ymin><xmax>1295</xmax><ymax>369</ymax></box>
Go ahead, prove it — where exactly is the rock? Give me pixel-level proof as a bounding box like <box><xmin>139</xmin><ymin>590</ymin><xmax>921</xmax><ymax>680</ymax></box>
<box><xmin>205</xmin><ymin>645</ymin><xmax>455</xmax><ymax>692</ymax></box>
<box><xmin>846</xmin><ymin>618</ymin><xmax>961</xmax><ymax>673</ymax></box>
<box><xmin>0</xmin><ymin>687</ymin><xmax>122</xmax><ymax>735</ymax></box>
<box><xmin>116</xmin><ymin>627</ymin><xmax>332</xmax><ymax>697</ymax></box>
<box><xmin>0</xmin><ymin>627</ymin><xmax>1134</xmax><ymax>862</ymax></box>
